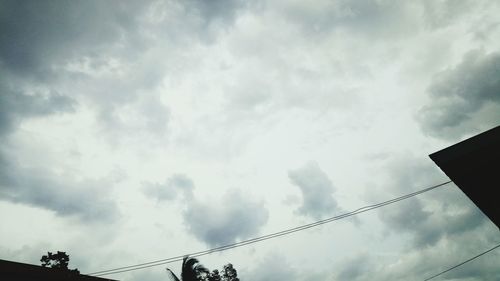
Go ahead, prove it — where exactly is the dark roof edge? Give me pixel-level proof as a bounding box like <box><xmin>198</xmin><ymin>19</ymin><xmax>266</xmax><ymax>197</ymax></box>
<box><xmin>429</xmin><ymin>125</ymin><xmax>500</xmax><ymax>165</ymax></box>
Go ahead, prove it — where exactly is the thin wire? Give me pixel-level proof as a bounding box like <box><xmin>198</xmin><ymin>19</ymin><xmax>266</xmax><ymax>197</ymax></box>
<box><xmin>88</xmin><ymin>180</ymin><xmax>452</xmax><ymax>277</ymax></box>
<box><xmin>90</xmin><ymin>180</ymin><xmax>452</xmax><ymax>276</ymax></box>
<box><xmin>423</xmin><ymin>243</ymin><xmax>500</xmax><ymax>281</ymax></box>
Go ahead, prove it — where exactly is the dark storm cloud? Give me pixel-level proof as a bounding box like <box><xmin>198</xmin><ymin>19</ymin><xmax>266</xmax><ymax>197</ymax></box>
<box><xmin>0</xmin><ymin>0</ymin><xmax>244</xmax><ymax>78</ymax></box>
<box><xmin>288</xmin><ymin>162</ymin><xmax>341</xmax><ymax>220</ymax></box>
<box><xmin>0</xmin><ymin>0</ymin><xmax>146</xmax><ymax>78</ymax></box>
<box><xmin>417</xmin><ymin>50</ymin><xmax>500</xmax><ymax>140</ymax></box>
<box><xmin>183</xmin><ymin>189</ymin><xmax>268</xmax><ymax>247</ymax></box>
<box><xmin>0</xmin><ymin>153</ymin><xmax>119</xmax><ymax>222</ymax></box>
<box><xmin>143</xmin><ymin>174</ymin><xmax>194</xmax><ymax>201</ymax></box>
<box><xmin>0</xmin><ymin>0</ymin><xmax>250</xmax><ymax>224</ymax></box>
<box><xmin>0</xmin><ymin>0</ymin><xmax>244</xmax><ymax>141</ymax></box>
<box><xmin>0</xmin><ymin>0</ymin><xmax>163</xmax><ymax>137</ymax></box>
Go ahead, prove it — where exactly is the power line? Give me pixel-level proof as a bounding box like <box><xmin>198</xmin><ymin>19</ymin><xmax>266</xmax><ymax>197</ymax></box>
<box><xmin>89</xmin><ymin>180</ymin><xmax>452</xmax><ymax>276</ymax></box>
<box><xmin>88</xmin><ymin>180</ymin><xmax>452</xmax><ymax>277</ymax></box>
<box><xmin>423</xmin><ymin>243</ymin><xmax>500</xmax><ymax>281</ymax></box>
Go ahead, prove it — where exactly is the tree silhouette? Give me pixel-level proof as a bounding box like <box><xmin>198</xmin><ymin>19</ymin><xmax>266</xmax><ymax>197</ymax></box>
<box><xmin>207</xmin><ymin>269</ymin><xmax>221</xmax><ymax>281</ymax></box>
<box><xmin>167</xmin><ymin>256</ymin><xmax>209</xmax><ymax>281</ymax></box>
<box><xmin>167</xmin><ymin>257</ymin><xmax>239</xmax><ymax>281</ymax></box>
<box><xmin>40</xmin><ymin>251</ymin><xmax>79</xmax><ymax>274</ymax></box>
<box><xmin>221</xmin><ymin>263</ymin><xmax>239</xmax><ymax>281</ymax></box>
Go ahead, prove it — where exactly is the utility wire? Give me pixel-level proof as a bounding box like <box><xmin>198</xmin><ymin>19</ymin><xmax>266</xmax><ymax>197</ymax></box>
<box><xmin>88</xmin><ymin>180</ymin><xmax>452</xmax><ymax>277</ymax></box>
<box><xmin>423</xmin><ymin>243</ymin><xmax>500</xmax><ymax>281</ymax></box>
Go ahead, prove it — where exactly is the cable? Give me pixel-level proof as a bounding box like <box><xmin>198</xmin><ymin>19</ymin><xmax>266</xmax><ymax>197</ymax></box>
<box><xmin>88</xmin><ymin>180</ymin><xmax>452</xmax><ymax>277</ymax></box>
<box><xmin>89</xmin><ymin>180</ymin><xmax>452</xmax><ymax>276</ymax></box>
<box><xmin>423</xmin><ymin>243</ymin><xmax>500</xmax><ymax>281</ymax></box>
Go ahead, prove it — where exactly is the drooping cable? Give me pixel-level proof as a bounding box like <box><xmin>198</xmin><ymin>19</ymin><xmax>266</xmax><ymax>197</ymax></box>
<box><xmin>88</xmin><ymin>180</ymin><xmax>453</xmax><ymax>276</ymax></box>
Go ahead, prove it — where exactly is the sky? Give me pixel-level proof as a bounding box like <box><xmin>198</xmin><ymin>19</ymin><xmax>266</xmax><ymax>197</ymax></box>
<box><xmin>0</xmin><ymin>1</ymin><xmax>499</xmax><ymax>281</ymax></box>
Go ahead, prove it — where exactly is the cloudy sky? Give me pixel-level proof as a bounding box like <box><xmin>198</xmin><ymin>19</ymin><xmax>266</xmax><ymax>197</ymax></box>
<box><xmin>1</xmin><ymin>1</ymin><xmax>499</xmax><ymax>280</ymax></box>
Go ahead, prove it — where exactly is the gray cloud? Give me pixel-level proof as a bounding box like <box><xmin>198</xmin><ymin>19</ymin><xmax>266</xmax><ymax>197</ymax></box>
<box><xmin>376</xmin><ymin>156</ymin><xmax>491</xmax><ymax>248</ymax></box>
<box><xmin>417</xmin><ymin>50</ymin><xmax>500</xmax><ymax>140</ymax></box>
<box><xmin>0</xmin><ymin>0</ymin><xmax>250</xmax><ymax>226</ymax></box>
<box><xmin>143</xmin><ymin>174</ymin><xmax>194</xmax><ymax>202</ymax></box>
<box><xmin>0</xmin><ymin>0</ymin><xmax>147</xmax><ymax>79</ymax></box>
<box><xmin>0</xmin><ymin>0</ymin><xmax>244</xmax><ymax>79</ymax></box>
<box><xmin>0</xmin><ymin>85</ymin><xmax>75</xmax><ymax>136</ymax></box>
<box><xmin>332</xmin><ymin>225</ymin><xmax>500</xmax><ymax>281</ymax></box>
<box><xmin>0</xmin><ymin>71</ymin><xmax>118</xmax><ymax>223</ymax></box>
<box><xmin>381</xmin><ymin>191</ymin><xmax>489</xmax><ymax>248</ymax></box>
<box><xmin>183</xmin><ymin>189</ymin><xmax>268</xmax><ymax>247</ymax></box>
<box><xmin>0</xmin><ymin>152</ymin><xmax>119</xmax><ymax>223</ymax></box>
<box><xmin>379</xmin><ymin>157</ymin><xmax>488</xmax><ymax>248</ymax></box>
<box><xmin>0</xmin><ymin>0</ymin><xmax>246</xmax><ymax>142</ymax></box>
<box><xmin>332</xmin><ymin>193</ymin><xmax>500</xmax><ymax>281</ymax></box>
<box><xmin>0</xmin><ymin>1</ymin><xmax>170</xmax><ymax>141</ymax></box>
<box><xmin>288</xmin><ymin>162</ymin><xmax>341</xmax><ymax>220</ymax></box>
<box><xmin>344</xmin><ymin>155</ymin><xmax>500</xmax><ymax>280</ymax></box>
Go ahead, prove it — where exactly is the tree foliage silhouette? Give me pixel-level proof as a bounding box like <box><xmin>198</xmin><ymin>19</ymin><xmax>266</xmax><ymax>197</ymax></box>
<box><xmin>207</xmin><ymin>269</ymin><xmax>221</xmax><ymax>281</ymax></box>
<box><xmin>167</xmin><ymin>256</ymin><xmax>209</xmax><ymax>281</ymax></box>
<box><xmin>221</xmin><ymin>263</ymin><xmax>239</xmax><ymax>281</ymax></box>
<box><xmin>40</xmin><ymin>251</ymin><xmax>80</xmax><ymax>274</ymax></box>
<box><xmin>167</xmin><ymin>257</ymin><xmax>239</xmax><ymax>281</ymax></box>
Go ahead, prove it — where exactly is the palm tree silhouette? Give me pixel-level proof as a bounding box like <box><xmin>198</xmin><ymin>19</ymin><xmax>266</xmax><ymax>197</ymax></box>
<box><xmin>166</xmin><ymin>256</ymin><xmax>209</xmax><ymax>281</ymax></box>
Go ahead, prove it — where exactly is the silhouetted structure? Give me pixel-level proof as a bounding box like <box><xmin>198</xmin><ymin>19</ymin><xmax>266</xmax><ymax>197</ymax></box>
<box><xmin>430</xmin><ymin>125</ymin><xmax>500</xmax><ymax>229</ymax></box>
<box><xmin>0</xmin><ymin>259</ymin><xmax>117</xmax><ymax>281</ymax></box>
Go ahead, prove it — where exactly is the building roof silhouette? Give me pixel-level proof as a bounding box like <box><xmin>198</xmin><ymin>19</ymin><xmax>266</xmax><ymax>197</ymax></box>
<box><xmin>430</xmin><ymin>125</ymin><xmax>500</xmax><ymax>229</ymax></box>
<box><xmin>0</xmin><ymin>259</ymin><xmax>117</xmax><ymax>281</ymax></box>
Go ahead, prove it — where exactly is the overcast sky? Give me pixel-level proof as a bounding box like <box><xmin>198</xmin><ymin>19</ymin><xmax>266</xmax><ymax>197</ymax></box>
<box><xmin>1</xmin><ymin>1</ymin><xmax>499</xmax><ymax>281</ymax></box>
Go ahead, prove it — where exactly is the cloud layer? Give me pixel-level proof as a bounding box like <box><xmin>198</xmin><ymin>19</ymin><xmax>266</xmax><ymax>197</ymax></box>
<box><xmin>0</xmin><ymin>68</ymin><xmax>118</xmax><ymax>223</ymax></box>
<box><xmin>0</xmin><ymin>153</ymin><xmax>119</xmax><ymax>222</ymax></box>
<box><xmin>1</xmin><ymin>1</ymin><xmax>499</xmax><ymax>280</ymax></box>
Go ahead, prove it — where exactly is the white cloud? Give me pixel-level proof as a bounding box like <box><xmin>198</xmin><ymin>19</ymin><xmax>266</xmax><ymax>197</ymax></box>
<box><xmin>143</xmin><ymin>173</ymin><xmax>195</xmax><ymax>201</ymax></box>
